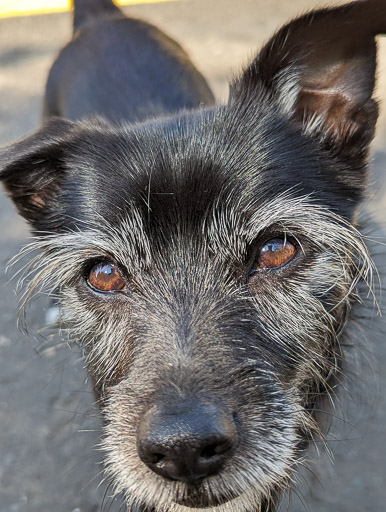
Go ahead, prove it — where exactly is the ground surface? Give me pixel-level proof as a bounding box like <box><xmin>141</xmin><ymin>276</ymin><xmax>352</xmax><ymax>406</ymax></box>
<box><xmin>0</xmin><ymin>1</ymin><xmax>385</xmax><ymax>511</ymax></box>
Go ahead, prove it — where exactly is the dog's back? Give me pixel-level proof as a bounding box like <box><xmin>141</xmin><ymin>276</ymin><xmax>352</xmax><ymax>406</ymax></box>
<box><xmin>44</xmin><ymin>0</ymin><xmax>214</xmax><ymax>123</ymax></box>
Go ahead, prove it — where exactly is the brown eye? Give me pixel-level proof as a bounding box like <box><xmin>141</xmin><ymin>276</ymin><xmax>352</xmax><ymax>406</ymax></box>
<box><xmin>87</xmin><ymin>262</ymin><xmax>127</xmax><ymax>292</ymax></box>
<box><xmin>250</xmin><ymin>238</ymin><xmax>296</xmax><ymax>274</ymax></box>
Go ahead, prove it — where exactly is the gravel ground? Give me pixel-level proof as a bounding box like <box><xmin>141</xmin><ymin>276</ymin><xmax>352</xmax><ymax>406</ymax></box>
<box><xmin>0</xmin><ymin>1</ymin><xmax>385</xmax><ymax>511</ymax></box>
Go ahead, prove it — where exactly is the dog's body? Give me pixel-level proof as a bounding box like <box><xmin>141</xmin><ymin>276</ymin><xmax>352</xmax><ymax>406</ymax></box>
<box><xmin>1</xmin><ymin>0</ymin><xmax>385</xmax><ymax>511</ymax></box>
<box><xmin>44</xmin><ymin>0</ymin><xmax>214</xmax><ymax>122</ymax></box>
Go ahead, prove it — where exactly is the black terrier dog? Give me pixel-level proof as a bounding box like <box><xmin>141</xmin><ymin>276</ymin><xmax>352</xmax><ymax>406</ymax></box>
<box><xmin>1</xmin><ymin>0</ymin><xmax>385</xmax><ymax>510</ymax></box>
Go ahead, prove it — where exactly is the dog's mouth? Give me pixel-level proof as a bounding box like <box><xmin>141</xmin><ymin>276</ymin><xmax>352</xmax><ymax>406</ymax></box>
<box><xmin>174</xmin><ymin>495</ymin><xmax>269</xmax><ymax>511</ymax></box>
<box><xmin>172</xmin><ymin>483</ymin><xmax>237</xmax><ymax>508</ymax></box>
<box><xmin>171</xmin><ymin>483</ymin><xmax>270</xmax><ymax>511</ymax></box>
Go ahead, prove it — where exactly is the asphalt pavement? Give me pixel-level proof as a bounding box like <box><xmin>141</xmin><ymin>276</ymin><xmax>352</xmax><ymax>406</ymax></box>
<box><xmin>0</xmin><ymin>1</ymin><xmax>385</xmax><ymax>511</ymax></box>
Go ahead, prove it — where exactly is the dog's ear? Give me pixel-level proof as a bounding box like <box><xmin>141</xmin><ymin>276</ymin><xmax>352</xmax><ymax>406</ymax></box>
<box><xmin>0</xmin><ymin>118</ymin><xmax>78</xmax><ymax>232</ymax></box>
<box><xmin>230</xmin><ymin>0</ymin><xmax>385</xmax><ymax>158</ymax></box>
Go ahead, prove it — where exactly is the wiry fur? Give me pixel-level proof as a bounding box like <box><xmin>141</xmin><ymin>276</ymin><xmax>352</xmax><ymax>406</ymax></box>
<box><xmin>1</xmin><ymin>0</ymin><xmax>385</xmax><ymax>511</ymax></box>
<box><xmin>11</xmin><ymin>195</ymin><xmax>374</xmax><ymax>510</ymax></box>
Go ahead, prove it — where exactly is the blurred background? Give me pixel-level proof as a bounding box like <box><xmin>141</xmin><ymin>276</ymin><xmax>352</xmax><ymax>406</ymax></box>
<box><xmin>0</xmin><ymin>1</ymin><xmax>385</xmax><ymax>511</ymax></box>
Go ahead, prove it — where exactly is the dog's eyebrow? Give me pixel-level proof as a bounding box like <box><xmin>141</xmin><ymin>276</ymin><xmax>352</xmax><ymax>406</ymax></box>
<box><xmin>13</xmin><ymin>206</ymin><xmax>151</xmax><ymax>277</ymax></box>
<box><xmin>204</xmin><ymin>193</ymin><xmax>371</xmax><ymax>262</ymax></box>
<box><xmin>205</xmin><ymin>194</ymin><xmax>312</xmax><ymax>247</ymax></box>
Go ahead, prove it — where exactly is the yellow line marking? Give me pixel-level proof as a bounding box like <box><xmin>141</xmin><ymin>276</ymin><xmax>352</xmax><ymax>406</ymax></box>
<box><xmin>0</xmin><ymin>0</ymin><xmax>178</xmax><ymax>19</ymax></box>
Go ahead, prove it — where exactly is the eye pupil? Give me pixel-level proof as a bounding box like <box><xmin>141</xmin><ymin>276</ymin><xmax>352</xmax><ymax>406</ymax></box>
<box><xmin>87</xmin><ymin>262</ymin><xmax>126</xmax><ymax>292</ymax></box>
<box><xmin>250</xmin><ymin>238</ymin><xmax>296</xmax><ymax>274</ymax></box>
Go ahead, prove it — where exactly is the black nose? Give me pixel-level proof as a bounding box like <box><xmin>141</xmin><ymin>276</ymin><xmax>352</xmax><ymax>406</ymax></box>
<box><xmin>137</xmin><ymin>404</ymin><xmax>238</xmax><ymax>483</ymax></box>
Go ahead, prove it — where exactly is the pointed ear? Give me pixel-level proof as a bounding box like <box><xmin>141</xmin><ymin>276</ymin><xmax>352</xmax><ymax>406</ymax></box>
<box><xmin>230</xmin><ymin>0</ymin><xmax>385</xmax><ymax>157</ymax></box>
<box><xmin>0</xmin><ymin>118</ymin><xmax>77</xmax><ymax>232</ymax></box>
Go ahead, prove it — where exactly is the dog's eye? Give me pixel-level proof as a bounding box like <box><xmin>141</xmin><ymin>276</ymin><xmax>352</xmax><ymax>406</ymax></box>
<box><xmin>87</xmin><ymin>262</ymin><xmax>127</xmax><ymax>293</ymax></box>
<box><xmin>249</xmin><ymin>238</ymin><xmax>296</xmax><ymax>275</ymax></box>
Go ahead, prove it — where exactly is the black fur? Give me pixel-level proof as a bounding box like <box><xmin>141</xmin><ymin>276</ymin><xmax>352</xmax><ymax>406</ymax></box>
<box><xmin>1</xmin><ymin>1</ymin><xmax>385</xmax><ymax>511</ymax></box>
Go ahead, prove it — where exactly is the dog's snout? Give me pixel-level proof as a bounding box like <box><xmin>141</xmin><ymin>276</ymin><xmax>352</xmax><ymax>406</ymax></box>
<box><xmin>137</xmin><ymin>404</ymin><xmax>238</xmax><ymax>483</ymax></box>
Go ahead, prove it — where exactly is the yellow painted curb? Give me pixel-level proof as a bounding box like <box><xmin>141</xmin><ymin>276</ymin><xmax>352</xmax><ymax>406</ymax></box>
<box><xmin>0</xmin><ymin>0</ymin><xmax>178</xmax><ymax>19</ymax></box>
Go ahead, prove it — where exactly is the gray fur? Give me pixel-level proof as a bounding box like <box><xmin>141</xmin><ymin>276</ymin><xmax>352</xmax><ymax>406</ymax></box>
<box><xmin>2</xmin><ymin>0</ymin><xmax>385</xmax><ymax>510</ymax></box>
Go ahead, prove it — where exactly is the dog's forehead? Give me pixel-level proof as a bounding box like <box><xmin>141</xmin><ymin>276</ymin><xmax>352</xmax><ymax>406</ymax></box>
<box><xmin>67</xmin><ymin>103</ymin><xmax>355</xmax><ymax>240</ymax></box>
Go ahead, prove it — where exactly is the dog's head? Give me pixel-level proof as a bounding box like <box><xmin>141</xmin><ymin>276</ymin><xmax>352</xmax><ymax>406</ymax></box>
<box><xmin>0</xmin><ymin>2</ymin><xmax>384</xmax><ymax>511</ymax></box>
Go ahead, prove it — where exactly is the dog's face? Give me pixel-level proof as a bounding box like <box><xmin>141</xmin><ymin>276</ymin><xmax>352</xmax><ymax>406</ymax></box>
<box><xmin>0</xmin><ymin>2</ymin><xmax>384</xmax><ymax>511</ymax></box>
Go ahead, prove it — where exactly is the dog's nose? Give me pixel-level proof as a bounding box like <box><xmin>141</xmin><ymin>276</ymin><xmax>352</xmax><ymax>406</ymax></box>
<box><xmin>137</xmin><ymin>404</ymin><xmax>238</xmax><ymax>483</ymax></box>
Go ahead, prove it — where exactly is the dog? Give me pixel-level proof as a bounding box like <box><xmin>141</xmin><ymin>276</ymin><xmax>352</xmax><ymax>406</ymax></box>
<box><xmin>1</xmin><ymin>0</ymin><xmax>385</xmax><ymax>510</ymax></box>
